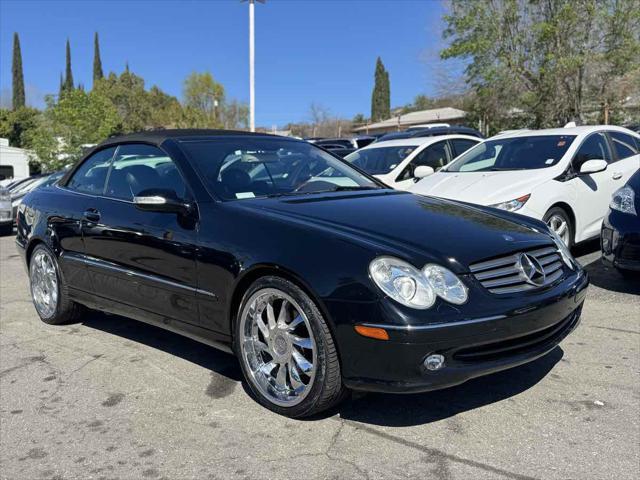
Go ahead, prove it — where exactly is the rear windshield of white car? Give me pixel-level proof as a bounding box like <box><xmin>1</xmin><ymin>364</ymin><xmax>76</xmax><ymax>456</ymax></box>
<box><xmin>445</xmin><ymin>135</ymin><xmax>576</xmax><ymax>172</ymax></box>
<box><xmin>345</xmin><ymin>146</ymin><xmax>417</xmax><ymax>175</ymax></box>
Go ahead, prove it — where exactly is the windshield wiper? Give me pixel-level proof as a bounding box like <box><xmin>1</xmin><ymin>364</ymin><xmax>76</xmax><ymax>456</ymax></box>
<box><xmin>265</xmin><ymin>185</ymin><xmax>382</xmax><ymax>198</ymax></box>
<box><xmin>489</xmin><ymin>167</ymin><xmax>528</xmax><ymax>171</ymax></box>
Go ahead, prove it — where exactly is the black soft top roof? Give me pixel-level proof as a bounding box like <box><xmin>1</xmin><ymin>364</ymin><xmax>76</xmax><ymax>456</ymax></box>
<box><xmin>97</xmin><ymin>129</ymin><xmax>281</xmax><ymax>148</ymax></box>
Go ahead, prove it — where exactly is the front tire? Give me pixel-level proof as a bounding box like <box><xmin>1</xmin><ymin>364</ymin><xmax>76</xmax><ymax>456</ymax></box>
<box><xmin>234</xmin><ymin>276</ymin><xmax>346</xmax><ymax>417</ymax></box>
<box><xmin>29</xmin><ymin>244</ymin><xmax>83</xmax><ymax>325</ymax></box>
<box><xmin>544</xmin><ymin>207</ymin><xmax>573</xmax><ymax>248</ymax></box>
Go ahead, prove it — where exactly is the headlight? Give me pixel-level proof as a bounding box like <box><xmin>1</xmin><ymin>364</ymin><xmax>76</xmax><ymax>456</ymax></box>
<box><xmin>0</xmin><ymin>191</ymin><xmax>9</xmax><ymax>202</ymax></box>
<box><xmin>369</xmin><ymin>257</ymin><xmax>468</xmax><ymax>309</ymax></box>
<box><xmin>369</xmin><ymin>257</ymin><xmax>436</xmax><ymax>309</ymax></box>
<box><xmin>610</xmin><ymin>185</ymin><xmax>636</xmax><ymax>215</ymax></box>
<box><xmin>423</xmin><ymin>264</ymin><xmax>468</xmax><ymax>304</ymax></box>
<box><xmin>490</xmin><ymin>194</ymin><xmax>531</xmax><ymax>212</ymax></box>
<box><xmin>549</xmin><ymin>229</ymin><xmax>575</xmax><ymax>270</ymax></box>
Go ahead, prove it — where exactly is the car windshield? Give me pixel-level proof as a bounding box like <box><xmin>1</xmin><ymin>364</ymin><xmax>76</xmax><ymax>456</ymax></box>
<box><xmin>445</xmin><ymin>135</ymin><xmax>576</xmax><ymax>172</ymax></box>
<box><xmin>180</xmin><ymin>137</ymin><xmax>380</xmax><ymax>200</ymax></box>
<box><xmin>344</xmin><ymin>146</ymin><xmax>417</xmax><ymax>175</ymax></box>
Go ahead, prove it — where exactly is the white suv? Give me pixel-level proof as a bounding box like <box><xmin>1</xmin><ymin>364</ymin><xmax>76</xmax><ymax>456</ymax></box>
<box><xmin>344</xmin><ymin>135</ymin><xmax>480</xmax><ymax>190</ymax></box>
<box><xmin>409</xmin><ymin>126</ymin><xmax>640</xmax><ymax>247</ymax></box>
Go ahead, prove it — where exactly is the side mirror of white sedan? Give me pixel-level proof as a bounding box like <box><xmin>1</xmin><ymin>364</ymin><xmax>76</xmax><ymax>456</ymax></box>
<box><xmin>579</xmin><ymin>159</ymin><xmax>608</xmax><ymax>174</ymax></box>
<box><xmin>414</xmin><ymin>166</ymin><xmax>435</xmax><ymax>180</ymax></box>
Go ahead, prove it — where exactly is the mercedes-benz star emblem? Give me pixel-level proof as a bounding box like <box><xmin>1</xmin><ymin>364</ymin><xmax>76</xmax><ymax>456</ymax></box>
<box><xmin>517</xmin><ymin>253</ymin><xmax>546</xmax><ymax>286</ymax></box>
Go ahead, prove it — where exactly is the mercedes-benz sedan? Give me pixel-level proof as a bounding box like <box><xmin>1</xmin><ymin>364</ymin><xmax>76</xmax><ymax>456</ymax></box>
<box><xmin>16</xmin><ymin>129</ymin><xmax>588</xmax><ymax>417</ymax></box>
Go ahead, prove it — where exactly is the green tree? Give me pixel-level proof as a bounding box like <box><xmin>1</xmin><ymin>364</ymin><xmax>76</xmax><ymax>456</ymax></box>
<box><xmin>93</xmin><ymin>70</ymin><xmax>151</xmax><ymax>132</ymax></box>
<box><xmin>93</xmin><ymin>32</ymin><xmax>104</xmax><ymax>84</ymax></box>
<box><xmin>441</xmin><ymin>0</ymin><xmax>640</xmax><ymax>130</ymax></box>
<box><xmin>371</xmin><ymin>57</ymin><xmax>391</xmax><ymax>121</ymax></box>
<box><xmin>28</xmin><ymin>89</ymin><xmax>120</xmax><ymax>170</ymax></box>
<box><xmin>62</xmin><ymin>39</ymin><xmax>74</xmax><ymax>95</ymax></box>
<box><xmin>182</xmin><ymin>72</ymin><xmax>225</xmax><ymax>126</ymax></box>
<box><xmin>0</xmin><ymin>107</ymin><xmax>40</xmax><ymax>148</ymax></box>
<box><xmin>12</xmin><ymin>33</ymin><xmax>25</xmax><ymax>109</ymax></box>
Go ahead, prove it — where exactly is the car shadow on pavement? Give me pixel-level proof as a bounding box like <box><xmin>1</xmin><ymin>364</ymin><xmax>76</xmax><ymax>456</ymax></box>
<box><xmin>332</xmin><ymin>347</ymin><xmax>564</xmax><ymax>427</ymax></box>
<box><xmin>80</xmin><ymin>312</ymin><xmax>244</xmax><ymax>382</ymax></box>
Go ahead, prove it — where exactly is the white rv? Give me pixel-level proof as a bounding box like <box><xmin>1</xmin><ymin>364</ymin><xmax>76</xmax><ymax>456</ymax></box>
<box><xmin>0</xmin><ymin>138</ymin><xmax>31</xmax><ymax>186</ymax></box>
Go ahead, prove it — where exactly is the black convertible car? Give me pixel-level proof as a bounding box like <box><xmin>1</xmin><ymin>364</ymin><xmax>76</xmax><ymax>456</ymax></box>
<box><xmin>16</xmin><ymin>130</ymin><xmax>589</xmax><ymax>417</ymax></box>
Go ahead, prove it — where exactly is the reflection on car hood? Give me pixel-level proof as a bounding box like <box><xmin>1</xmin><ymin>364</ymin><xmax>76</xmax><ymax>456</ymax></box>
<box><xmin>408</xmin><ymin>170</ymin><xmax>552</xmax><ymax>204</ymax></box>
<box><xmin>237</xmin><ymin>190</ymin><xmax>553</xmax><ymax>269</ymax></box>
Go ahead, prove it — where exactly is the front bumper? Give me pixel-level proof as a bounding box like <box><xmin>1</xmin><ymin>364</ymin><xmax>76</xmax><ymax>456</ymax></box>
<box><xmin>336</xmin><ymin>269</ymin><xmax>588</xmax><ymax>393</ymax></box>
<box><xmin>601</xmin><ymin>210</ymin><xmax>640</xmax><ymax>271</ymax></box>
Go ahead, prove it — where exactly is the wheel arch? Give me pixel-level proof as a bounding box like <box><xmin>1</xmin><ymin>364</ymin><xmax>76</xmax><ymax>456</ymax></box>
<box><xmin>545</xmin><ymin>202</ymin><xmax>577</xmax><ymax>241</ymax></box>
<box><xmin>228</xmin><ymin>264</ymin><xmax>341</xmax><ymax>361</ymax></box>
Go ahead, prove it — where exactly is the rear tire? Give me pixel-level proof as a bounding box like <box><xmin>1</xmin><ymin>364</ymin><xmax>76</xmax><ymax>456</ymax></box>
<box><xmin>29</xmin><ymin>244</ymin><xmax>83</xmax><ymax>325</ymax></box>
<box><xmin>544</xmin><ymin>207</ymin><xmax>574</xmax><ymax>249</ymax></box>
<box><xmin>234</xmin><ymin>276</ymin><xmax>346</xmax><ymax>418</ymax></box>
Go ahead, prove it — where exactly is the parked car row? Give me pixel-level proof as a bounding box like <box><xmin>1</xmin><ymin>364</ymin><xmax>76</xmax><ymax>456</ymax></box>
<box><xmin>18</xmin><ymin>129</ymin><xmax>590</xmax><ymax>418</ymax></box>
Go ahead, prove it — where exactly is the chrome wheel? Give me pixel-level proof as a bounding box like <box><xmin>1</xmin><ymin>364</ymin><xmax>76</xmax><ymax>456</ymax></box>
<box><xmin>239</xmin><ymin>288</ymin><xmax>317</xmax><ymax>407</ymax></box>
<box><xmin>30</xmin><ymin>249</ymin><xmax>59</xmax><ymax>319</ymax></box>
<box><xmin>547</xmin><ymin>214</ymin><xmax>570</xmax><ymax>246</ymax></box>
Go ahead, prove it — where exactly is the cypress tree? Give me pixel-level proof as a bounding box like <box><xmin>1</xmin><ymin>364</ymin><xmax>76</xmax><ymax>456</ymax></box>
<box><xmin>62</xmin><ymin>38</ymin><xmax>74</xmax><ymax>94</ymax></box>
<box><xmin>382</xmin><ymin>69</ymin><xmax>390</xmax><ymax>120</ymax></box>
<box><xmin>12</xmin><ymin>33</ymin><xmax>25</xmax><ymax>109</ymax></box>
<box><xmin>93</xmin><ymin>32</ymin><xmax>104</xmax><ymax>84</ymax></box>
<box><xmin>58</xmin><ymin>73</ymin><xmax>64</xmax><ymax>98</ymax></box>
<box><xmin>371</xmin><ymin>57</ymin><xmax>390</xmax><ymax>122</ymax></box>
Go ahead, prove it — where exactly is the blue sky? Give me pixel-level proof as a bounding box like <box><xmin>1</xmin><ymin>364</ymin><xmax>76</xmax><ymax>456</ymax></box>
<box><xmin>0</xmin><ymin>0</ymin><xmax>459</xmax><ymax>127</ymax></box>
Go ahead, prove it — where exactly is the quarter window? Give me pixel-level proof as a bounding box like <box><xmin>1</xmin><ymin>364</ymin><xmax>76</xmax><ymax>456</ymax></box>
<box><xmin>573</xmin><ymin>133</ymin><xmax>612</xmax><ymax>170</ymax></box>
<box><xmin>451</xmin><ymin>139</ymin><xmax>479</xmax><ymax>157</ymax></box>
<box><xmin>104</xmin><ymin>144</ymin><xmax>189</xmax><ymax>201</ymax></box>
<box><xmin>609</xmin><ymin>132</ymin><xmax>639</xmax><ymax>161</ymax></box>
<box><xmin>66</xmin><ymin>147</ymin><xmax>117</xmax><ymax>194</ymax></box>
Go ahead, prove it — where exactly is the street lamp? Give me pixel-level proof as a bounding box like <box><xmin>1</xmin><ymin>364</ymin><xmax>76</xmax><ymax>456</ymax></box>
<box><xmin>242</xmin><ymin>0</ymin><xmax>265</xmax><ymax>132</ymax></box>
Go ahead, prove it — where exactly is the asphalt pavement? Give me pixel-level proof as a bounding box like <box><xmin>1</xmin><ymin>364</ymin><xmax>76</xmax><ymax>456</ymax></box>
<box><xmin>0</xmin><ymin>234</ymin><xmax>638</xmax><ymax>480</ymax></box>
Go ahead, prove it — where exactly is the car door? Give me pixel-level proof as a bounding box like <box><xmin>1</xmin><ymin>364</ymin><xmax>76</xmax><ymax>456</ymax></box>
<box><xmin>608</xmin><ymin>131</ymin><xmax>640</xmax><ymax>185</ymax></box>
<box><xmin>81</xmin><ymin>143</ymin><xmax>200</xmax><ymax>327</ymax></box>
<box><xmin>53</xmin><ymin>146</ymin><xmax>117</xmax><ymax>292</ymax></box>
<box><xmin>569</xmin><ymin>132</ymin><xmax>616</xmax><ymax>240</ymax></box>
<box><xmin>394</xmin><ymin>140</ymin><xmax>452</xmax><ymax>190</ymax></box>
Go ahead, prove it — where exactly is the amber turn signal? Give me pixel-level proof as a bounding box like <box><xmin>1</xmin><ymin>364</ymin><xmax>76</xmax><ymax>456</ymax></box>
<box><xmin>354</xmin><ymin>325</ymin><xmax>389</xmax><ymax>341</ymax></box>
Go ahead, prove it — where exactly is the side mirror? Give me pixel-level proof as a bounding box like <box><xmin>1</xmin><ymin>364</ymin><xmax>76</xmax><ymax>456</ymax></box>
<box><xmin>579</xmin><ymin>159</ymin><xmax>608</xmax><ymax>174</ymax></box>
<box><xmin>414</xmin><ymin>166</ymin><xmax>435</xmax><ymax>179</ymax></box>
<box><xmin>133</xmin><ymin>188</ymin><xmax>190</xmax><ymax>215</ymax></box>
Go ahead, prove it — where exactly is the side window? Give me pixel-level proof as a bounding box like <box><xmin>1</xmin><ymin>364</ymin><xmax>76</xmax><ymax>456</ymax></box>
<box><xmin>397</xmin><ymin>141</ymin><xmax>450</xmax><ymax>181</ymax></box>
<box><xmin>104</xmin><ymin>144</ymin><xmax>189</xmax><ymax>201</ymax></box>
<box><xmin>66</xmin><ymin>147</ymin><xmax>117</xmax><ymax>194</ymax></box>
<box><xmin>609</xmin><ymin>132</ymin><xmax>639</xmax><ymax>161</ymax></box>
<box><xmin>573</xmin><ymin>133</ymin><xmax>612</xmax><ymax>170</ymax></box>
<box><xmin>451</xmin><ymin>139</ymin><xmax>479</xmax><ymax>157</ymax></box>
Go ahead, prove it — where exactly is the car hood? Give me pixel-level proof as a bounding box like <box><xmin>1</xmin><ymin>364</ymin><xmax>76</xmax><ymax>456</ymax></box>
<box><xmin>409</xmin><ymin>170</ymin><xmax>552</xmax><ymax>204</ymax></box>
<box><xmin>234</xmin><ymin>190</ymin><xmax>553</xmax><ymax>271</ymax></box>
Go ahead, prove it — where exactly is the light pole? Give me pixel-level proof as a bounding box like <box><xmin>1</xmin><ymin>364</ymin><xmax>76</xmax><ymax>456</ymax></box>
<box><xmin>244</xmin><ymin>0</ymin><xmax>264</xmax><ymax>132</ymax></box>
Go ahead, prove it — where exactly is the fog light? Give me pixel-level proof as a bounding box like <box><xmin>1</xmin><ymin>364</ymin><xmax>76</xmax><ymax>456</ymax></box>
<box><xmin>424</xmin><ymin>354</ymin><xmax>445</xmax><ymax>371</ymax></box>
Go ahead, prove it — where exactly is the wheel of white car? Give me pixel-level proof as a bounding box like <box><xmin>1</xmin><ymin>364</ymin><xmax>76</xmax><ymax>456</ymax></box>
<box><xmin>543</xmin><ymin>207</ymin><xmax>573</xmax><ymax>248</ymax></box>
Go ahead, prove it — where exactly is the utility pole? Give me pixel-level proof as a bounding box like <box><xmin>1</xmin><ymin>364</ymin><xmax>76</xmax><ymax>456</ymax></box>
<box><xmin>244</xmin><ymin>0</ymin><xmax>264</xmax><ymax>132</ymax></box>
<box><xmin>249</xmin><ymin>0</ymin><xmax>255</xmax><ymax>131</ymax></box>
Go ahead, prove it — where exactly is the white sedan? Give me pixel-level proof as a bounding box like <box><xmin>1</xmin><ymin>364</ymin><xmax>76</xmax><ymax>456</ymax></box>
<box><xmin>409</xmin><ymin>126</ymin><xmax>640</xmax><ymax>247</ymax></box>
<box><xmin>344</xmin><ymin>135</ymin><xmax>481</xmax><ymax>190</ymax></box>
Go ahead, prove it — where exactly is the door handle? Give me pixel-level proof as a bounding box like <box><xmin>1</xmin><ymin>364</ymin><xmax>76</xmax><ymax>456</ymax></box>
<box><xmin>83</xmin><ymin>208</ymin><xmax>101</xmax><ymax>222</ymax></box>
<box><xmin>612</xmin><ymin>172</ymin><xmax>623</xmax><ymax>180</ymax></box>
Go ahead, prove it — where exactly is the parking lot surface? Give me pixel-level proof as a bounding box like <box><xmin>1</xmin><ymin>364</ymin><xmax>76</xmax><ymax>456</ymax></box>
<box><xmin>0</xmin><ymin>234</ymin><xmax>638</xmax><ymax>480</ymax></box>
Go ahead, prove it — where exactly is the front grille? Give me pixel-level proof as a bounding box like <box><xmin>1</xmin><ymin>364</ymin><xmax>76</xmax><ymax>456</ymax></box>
<box><xmin>469</xmin><ymin>246</ymin><xmax>564</xmax><ymax>294</ymax></box>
